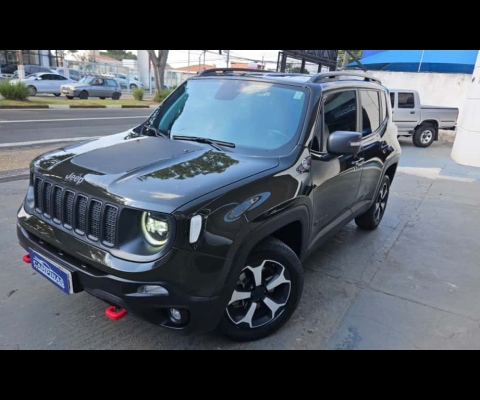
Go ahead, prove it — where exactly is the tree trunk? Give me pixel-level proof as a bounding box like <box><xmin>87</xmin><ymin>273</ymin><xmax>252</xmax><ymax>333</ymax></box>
<box><xmin>147</xmin><ymin>50</ymin><xmax>169</xmax><ymax>92</ymax></box>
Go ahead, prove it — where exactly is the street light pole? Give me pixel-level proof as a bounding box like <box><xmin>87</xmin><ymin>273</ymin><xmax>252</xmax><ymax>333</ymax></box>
<box><xmin>16</xmin><ymin>50</ymin><xmax>25</xmax><ymax>79</ymax></box>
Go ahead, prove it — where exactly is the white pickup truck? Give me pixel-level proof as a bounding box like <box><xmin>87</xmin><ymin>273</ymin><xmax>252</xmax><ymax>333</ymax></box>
<box><xmin>390</xmin><ymin>89</ymin><xmax>459</xmax><ymax>148</ymax></box>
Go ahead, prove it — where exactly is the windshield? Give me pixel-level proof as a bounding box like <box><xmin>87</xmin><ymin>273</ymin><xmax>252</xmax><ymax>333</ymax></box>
<box><xmin>78</xmin><ymin>76</ymin><xmax>93</xmax><ymax>84</ymax></box>
<box><xmin>147</xmin><ymin>78</ymin><xmax>307</xmax><ymax>153</ymax></box>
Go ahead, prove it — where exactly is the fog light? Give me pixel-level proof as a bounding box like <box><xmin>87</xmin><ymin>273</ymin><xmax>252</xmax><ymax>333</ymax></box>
<box><xmin>137</xmin><ymin>285</ymin><xmax>169</xmax><ymax>296</ymax></box>
<box><xmin>169</xmin><ymin>308</ymin><xmax>189</xmax><ymax>325</ymax></box>
<box><xmin>170</xmin><ymin>308</ymin><xmax>182</xmax><ymax>322</ymax></box>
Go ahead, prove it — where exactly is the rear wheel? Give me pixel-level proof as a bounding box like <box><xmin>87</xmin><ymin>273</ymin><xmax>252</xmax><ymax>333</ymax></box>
<box><xmin>27</xmin><ymin>86</ymin><xmax>37</xmax><ymax>96</ymax></box>
<box><xmin>99</xmin><ymin>97</ymin><xmax>106</xmax><ymax>100</ymax></box>
<box><xmin>79</xmin><ymin>91</ymin><xmax>89</xmax><ymax>100</ymax></box>
<box><xmin>54</xmin><ymin>93</ymin><xmax>61</xmax><ymax>97</ymax></box>
<box><xmin>111</xmin><ymin>92</ymin><xmax>121</xmax><ymax>100</ymax></box>
<box><xmin>219</xmin><ymin>237</ymin><xmax>304</xmax><ymax>342</ymax></box>
<box><xmin>130</xmin><ymin>84</ymin><xmax>137</xmax><ymax>90</ymax></box>
<box><xmin>66</xmin><ymin>96</ymin><xmax>74</xmax><ymax>100</ymax></box>
<box><xmin>355</xmin><ymin>175</ymin><xmax>391</xmax><ymax>230</ymax></box>
<box><xmin>413</xmin><ymin>125</ymin><xmax>436</xmax><ymax>148</ymax></box>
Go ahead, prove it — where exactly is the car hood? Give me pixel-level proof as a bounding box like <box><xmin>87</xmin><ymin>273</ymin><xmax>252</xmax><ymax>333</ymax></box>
<box><xmin>32</xmin><ymin>131</ymin><xmax>280</xmax><ymax>213</ymax></box>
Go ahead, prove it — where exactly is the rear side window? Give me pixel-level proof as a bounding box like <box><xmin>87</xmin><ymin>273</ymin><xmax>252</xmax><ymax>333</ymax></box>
<box><xmin>360</xmin><ymin>90</ymin><xmax>380</xmax><ymax>136</ymax></box>
<box><xmin>106</xmin><ymin>79</ymin><xmax>117</xmax><ymax>87</ymax></box>
<box><xmin>398</xmin><ymin>92</ymin><xmax>415</xmax><ymax>109</ymax></box>
<box><xmin>380</xmin><ymin>92</ymin><xmax>387</xmax><ymax>123</ymax></box>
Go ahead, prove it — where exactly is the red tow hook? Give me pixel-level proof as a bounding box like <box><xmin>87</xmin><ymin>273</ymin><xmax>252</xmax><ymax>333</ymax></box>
<box><xmin>105</xmin><ymin>306</ymin><xmax>128</xmax><ymax>321</ymax></box>
<box><xmin>23</xmin><ymin>254</ymin><xmax>31</xmax><ymax>264</ymax></box>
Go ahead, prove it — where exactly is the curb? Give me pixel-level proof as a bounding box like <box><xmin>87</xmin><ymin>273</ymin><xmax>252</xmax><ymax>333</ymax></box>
<box><xmin>0</xmin><ymin>104</ymin><xmax>158</xmax><ymax>110</ymax></box>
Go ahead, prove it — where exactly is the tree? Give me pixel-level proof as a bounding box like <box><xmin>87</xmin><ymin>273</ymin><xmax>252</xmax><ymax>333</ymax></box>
<box><xmin>337</xmin><ymin>50</ymin><xmax>364</xmax><ymax>68</ymax></box>
<box><xmin>291</xmin><ymin>67</ymin><xmax>310</xmax><ymax>74</ymax></box>
<box><xmin>148</xmin><ymin>50</ymin><xmax>169</xmax><ymax>92</ymax></box>
<box><xmin>100</xmin><ymin>50</ymin><xmax>137</xmax><ymax>61</ymax></box>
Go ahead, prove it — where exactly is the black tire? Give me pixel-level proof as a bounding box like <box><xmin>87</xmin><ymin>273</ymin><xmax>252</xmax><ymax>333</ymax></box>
<box><xmin>79</xmin><ymin>91</ymin><xmax>89</xmax><ymax>100</ymax></box>
<box><xmin>219</xmin><ymin>237</ymin><xmax>304</xmax><ymax>342</ymax></box>
<box><xmin>111</xmin><ymin>92</ymin><xmax>121</xmax><ymax>100</ymax></box>
<box><xmin>99</xmin><ymin>97</ymin><xmax>106</xmax><ymax>100</ymax></box>
<box><xmin>54</xmin><ymin>93</ymin><xmax>61</xmax><ymax>97</ymax></box>
<box><xmin>130</xmin><ymin>84</ymin><xmax>137</xmax><ymax>90</ymax></box>
<box><xmin>66</xmin><ymin>96</ymin><xmax>74</xmax><ymax>100</ymax></box>
<box><xmin>355</xmin><ymin>175</ymin><xmax>391</xmax><ymax>230</ymax></box>
<box><xmin>27</xmin><ymin>86</ymin><xmax>37</xmax><ymax>96</ymax></box>
<box><xmin>413</xmin><ymin>125</ymin><xmax>436</xmax><ymax>148</ymax></box>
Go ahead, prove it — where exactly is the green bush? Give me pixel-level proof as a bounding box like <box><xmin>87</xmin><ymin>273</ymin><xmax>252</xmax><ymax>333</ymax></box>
<box><xmin>154</xmin><ymin>89</ymin><xmax>173</xmax><ymax>103</ymax></box>
<box><xmin>132</xmin><ymin>87</ymin><xmax>145</xmax><ymax>101</ymax></box>
<box><xmin>0</xmin><ymin>80</ymin><xmax>30</xmax><ymax>101</ymax></box>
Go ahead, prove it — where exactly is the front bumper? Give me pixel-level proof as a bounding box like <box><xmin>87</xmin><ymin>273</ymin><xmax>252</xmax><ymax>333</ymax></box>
<box><xmin>17</xmin><ymin>222</ymin><xmax>228</xmax><ymax>335</ymax></box>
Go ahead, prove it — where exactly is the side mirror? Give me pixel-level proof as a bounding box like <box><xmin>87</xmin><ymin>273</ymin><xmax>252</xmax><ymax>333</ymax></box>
<box><xmin>327</xmin><ymin>131</ymin><xmax>362</xmax><ymax>156</ymax></box>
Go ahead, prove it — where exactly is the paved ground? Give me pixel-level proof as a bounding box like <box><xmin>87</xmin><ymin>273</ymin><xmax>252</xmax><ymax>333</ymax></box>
<box><xmin>1</xmin><ymin>139</ymin><xmax>479</xmax><ymax>350</ymax></box>
<box><xmin>0</xmin><ymin>109</ymin><xmax>153</xmax><ymax>144</ymax></box>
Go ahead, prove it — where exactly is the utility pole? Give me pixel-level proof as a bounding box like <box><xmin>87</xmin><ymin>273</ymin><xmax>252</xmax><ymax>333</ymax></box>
<box><xmin>16</xmin><ymin>50</ymin><xmax>25</xmax><ymax>79</ymax></box>
<box><xmin>226</xmin><ymin>50</ymin><xmax>230</xmax><ymax>68</ymax></box>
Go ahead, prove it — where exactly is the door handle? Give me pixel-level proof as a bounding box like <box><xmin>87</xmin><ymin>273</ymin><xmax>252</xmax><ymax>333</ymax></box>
<box><xmin>351</xmin><ymin>158</ymin><xmax>365</xmax><ymax>168</ymax></box>
<box><xmin>410</xmin><ymin>111</ymin><xmax>416</xmax><ymax>114</ymax></box>
<box><xmin>380</xmin><ymin>143</ymin><xmax>394</xmax><ymax>154</ymax></box>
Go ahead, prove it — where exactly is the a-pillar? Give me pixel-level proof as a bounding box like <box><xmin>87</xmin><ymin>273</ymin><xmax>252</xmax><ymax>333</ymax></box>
<box><xmin>137</xmin><ymin>50</ymin><xmax>151</xmax><ymax>90</ymax></box>
<box><xmin>451</xmin><ymin>51</ymin><xmax>480</xmax><ymax>168</ymax></box>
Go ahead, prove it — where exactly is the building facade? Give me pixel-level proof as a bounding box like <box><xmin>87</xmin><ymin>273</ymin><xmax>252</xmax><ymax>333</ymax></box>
<box><xmin>1</xmin><ymin>50</ymin><xmax>59</xmax><ymax>71</ymax></box>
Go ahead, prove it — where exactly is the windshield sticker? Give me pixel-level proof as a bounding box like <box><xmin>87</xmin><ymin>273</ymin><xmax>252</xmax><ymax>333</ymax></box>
<box><xmin>294</xmin><ymin>91</ymin><xmax>304</xmax><ymax>100</ymax></box>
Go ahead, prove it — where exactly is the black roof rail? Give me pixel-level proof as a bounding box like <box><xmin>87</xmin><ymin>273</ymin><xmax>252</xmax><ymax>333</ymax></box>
<box><xmin>198</xmin><ymin>68</ymin><xmax>271</xmax><ymax>76</ymax></box>
<box><xmin>308</xmin><ymin>71</ymin><xmax>382</xmax><ymax>85</ymax></box>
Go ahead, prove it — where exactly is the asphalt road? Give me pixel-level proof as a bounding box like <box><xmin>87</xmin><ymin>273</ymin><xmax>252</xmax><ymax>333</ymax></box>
<box><xmin>0</xmin><ymin>109</ymin><xmax>153</xmax><ymax>145</ymax></box>
<box><xmin>1</xmin><ymin>141</ymin><xmax>480</xmax><ymax>349</ymax></box>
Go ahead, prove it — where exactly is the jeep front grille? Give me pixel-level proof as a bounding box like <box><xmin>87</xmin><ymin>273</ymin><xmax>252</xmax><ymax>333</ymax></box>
<box><xmin>33</xmin><ymin>176</ymin><xmax>118</xmax><ymax>246</ymax></box>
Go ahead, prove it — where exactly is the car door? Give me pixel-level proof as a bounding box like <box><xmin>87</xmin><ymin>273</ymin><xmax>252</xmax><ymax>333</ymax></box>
<box><xmin>353</xmin><ymin>89</ymin><xmax>393</xmax><ymax>215</ymax></box>
<box><xmin>309</xmin><ymin>89</ymin><xmax>363</xmax><ymax>246</ymax></box>
<box><xmin>39</xmin><ymin>73</ymin><xmax>59</xmax><ymax>93</ymax></box>
<box><xmin>89</xmin><ymin>78</ymin><xmax>103</xmax><ymax>96</ymax></box>
<box><xmin>32</xmin><ymin>73</ymin><xmax>51</xmax><ymax>93</ymax></box>
<box><xmin>392</xmin><ymin>91</ymin><xmax>419</xmax><ymax>132</ymax></box>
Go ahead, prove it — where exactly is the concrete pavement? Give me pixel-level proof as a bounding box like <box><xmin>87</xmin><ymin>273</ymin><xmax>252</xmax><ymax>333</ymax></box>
<box><xmin>1</xmin><ymin>140</ymin><xmax>479</xmax><ymax>349</ymax></box>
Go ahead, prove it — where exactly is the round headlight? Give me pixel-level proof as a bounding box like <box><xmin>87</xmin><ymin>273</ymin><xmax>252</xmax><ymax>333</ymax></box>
<box><xmin>142</xmin><ymin>212</ymin><xmax>170</xmax><ymax>247</ymax></box>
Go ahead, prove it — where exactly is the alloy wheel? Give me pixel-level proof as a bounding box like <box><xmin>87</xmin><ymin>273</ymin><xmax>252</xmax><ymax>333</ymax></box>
<box><xmin>227</xmin><ymin>260</ymin><xmax>292</xmax><ymax>329</ymax></box>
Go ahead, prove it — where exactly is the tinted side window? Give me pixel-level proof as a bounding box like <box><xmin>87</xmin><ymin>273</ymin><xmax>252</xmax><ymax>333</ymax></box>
<box><xmin>106</xmin><ymin>79</ymin><xmax>117</xmax><ymax>87</ymax></box>
<box><xmin>360</xmin><ymin>90</ymin><xmax>380</xmax><ymax>136</ymax></box>
<box><xmin>390</xmin><ymin>92</ymin><xmax>395</xmax><ymax>108</ymax></box>
<box><xmin>323</xmin><ymin>91</ymin><xmax>357</xmax><ymax>145</ymax></box>
<box><xmin>398</xmin><ymin>92</ymin><xmax>415</xmax><ymax>109</ymax></box>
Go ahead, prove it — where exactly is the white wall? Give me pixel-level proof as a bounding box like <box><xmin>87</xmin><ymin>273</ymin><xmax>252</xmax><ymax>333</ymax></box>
<box><xmin>367</xmin><ymin>70</ymin><xmax>472</xmax><ymax>108</ymax></box>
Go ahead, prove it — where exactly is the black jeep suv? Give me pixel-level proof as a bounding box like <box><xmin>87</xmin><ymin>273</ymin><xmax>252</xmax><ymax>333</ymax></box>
<box><xmin>17</xmin><ymin>69</ymin><xmax>401</xmax><ymax>342</ymax></box>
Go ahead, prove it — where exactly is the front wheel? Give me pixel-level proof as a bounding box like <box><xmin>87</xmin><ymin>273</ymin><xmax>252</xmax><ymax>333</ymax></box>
<box><xmin>413</xmin><ymin>125</ymin><xmax>436</xmax><ymax>148</ymax></box>
<box><xmin>27</xmin><ymin>86</ymin><xmax>37</xmax><ymax>96</ymax></box>
<box><xmin>66</xmin><ymin>96</ymin><xmax>74</xmax><ymax>100</ymax></box>
<box><xmin>219</xmin><ymin>237</ymin><xmax>304</xmax><ymax>342</ymax></box>
<box><xmin>79</xmin><ymin>91</ymin><xmax>89</xmax><ymax>100</ymax></box>
<box><xmin>130</xmin><ymin>84</ymin><xmax>137</xmax><ymax>90</ymax></box>
<box><xmin>54</xmin><ymin>93</ymin><xmax>61</xmax><ymax>97</ymax></box>
<box><xmin>355</xmin><ymin>175</ymin><xmax>391</xmax><ymax>230</ymax></box>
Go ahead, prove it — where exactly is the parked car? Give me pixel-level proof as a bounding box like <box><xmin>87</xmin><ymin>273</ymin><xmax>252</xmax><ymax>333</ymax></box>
<box><xmin>54</xmin><ymin>68</ymin><xmax>82</xmax><ymax>82</ymax></box>
<box><xmin>61</xmin><ymin>75</ymin><xmax>122</xmax><ymax>100</ymax></box>
<box><xmin>13</xmin><ymin>64</ymin><xmax>55</xmax><ymax>77</ymax></box>
<box><xmin>113</xmin><ymin>73</ymin><xmax>144</xmax><ymax>90</ymax></box>
<box><xmin>1</xmin><ymin>63</ymin><xmax>18</xmax><ymax>74</ymax></box>
<box><xmin>9</xmin><ymin>72</ymin><xmax>76</xmax><ymax>96</ymax></box>
<box><xmin>389</xmin><ymin>89</ymin><xmax>459</xmax><ymax>148</ymax></box>
<box><xmin>17</xmin><ymin>69</ymin><xmax>401</xmax><ymax>342</ymax></box>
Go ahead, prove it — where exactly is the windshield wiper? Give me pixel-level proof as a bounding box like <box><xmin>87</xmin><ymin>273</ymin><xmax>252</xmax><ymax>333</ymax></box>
<box><xmin>144</xmin><ymin>124</ymin><xmax>169</xmax><ymax>138</ymax></box>
<box><xmin>172</xmin><ymin>135</ymin><xmax>236</xmax><ymax>151</ymax></box>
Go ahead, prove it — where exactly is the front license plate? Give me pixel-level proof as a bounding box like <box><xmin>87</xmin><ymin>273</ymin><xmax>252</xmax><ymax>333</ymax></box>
<box><xmin>29</xmin><ymin>249</ymin><xmax>73</xmax><ymax>295</ymax></box>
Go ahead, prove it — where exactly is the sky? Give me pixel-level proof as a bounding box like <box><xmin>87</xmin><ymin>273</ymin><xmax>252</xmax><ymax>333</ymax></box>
<box><xmin>126</xmin><ymin>50</ymin><xmax>281</xmax><ymax>68</ymax></box>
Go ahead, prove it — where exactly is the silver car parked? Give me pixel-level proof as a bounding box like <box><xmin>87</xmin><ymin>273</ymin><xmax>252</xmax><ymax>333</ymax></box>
<box><xmin>61</xmin><ymin>75</ymin><xmax>122</xmax><ymax>100</ymax></box>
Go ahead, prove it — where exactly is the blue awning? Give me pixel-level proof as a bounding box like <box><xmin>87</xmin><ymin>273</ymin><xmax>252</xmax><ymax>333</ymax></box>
<box><xmin>348</xmin><ymin>50</ymin><xmax>478</xmax><ymax>74</ymax></box>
